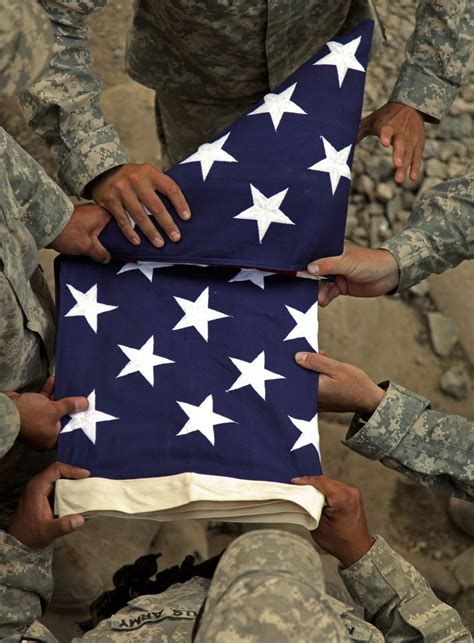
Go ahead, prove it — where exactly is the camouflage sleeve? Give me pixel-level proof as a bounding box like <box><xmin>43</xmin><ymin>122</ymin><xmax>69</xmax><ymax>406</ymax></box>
<box><xmin>389</xmin><ymin>0</ymin><xmax>473</xmax><ymax>122</ymax></box>
<box><xmin>344</xmin><ymin>381</ymin><xmax>474</xmax><ymax>500</ymax></box>
<box><xmin>2</xmin><ymin>128</ymin><xmax>74</xmax><ymax>250</ymax></box>
<box><xmin>381</xmin><ymin>165</ymin><xmax>474</xmax><ymax>291</ymax></box>
<box><xmin>0</xmin><ymin>0</ymin><xmax>53</xmax><ymax>97</ymax></box>
<box><xmin>340</xmin><ymin>536</ymin><xmax>471</xmax><ymax>641</ymax></box>
<box><xmin>0</xmin><ymin>394</ymin><xmax>20</xmax><ymax>459</ymax></box>
<box><xmin>0</xmin><ymin>531</ymin><xmax>57</xmax><ymax>642</ymax></box>
<box><xmin>17</xmin><ymin>0</ymin><xmax>129</xmax><ymax>197</ymax></box>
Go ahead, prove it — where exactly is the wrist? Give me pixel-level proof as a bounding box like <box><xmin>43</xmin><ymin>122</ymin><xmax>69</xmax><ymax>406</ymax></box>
<box><xmin>355</xmin><ymin>383</ymin><xmax>385</xmax><ymax>416</ymax></box>
<box><xmin>378</xmin><ymin>249</ymin><xmax>400</xmax><ymax>293</ymax></box>
<box><xmin>338</xmin><ymin>535</ymin><xmax>376</xmax><ymax>568</ymax></box>
<box><xmin>87</xmin><ymin>164</ymin><xmax>124</xmax><ymax>200</ymax></box>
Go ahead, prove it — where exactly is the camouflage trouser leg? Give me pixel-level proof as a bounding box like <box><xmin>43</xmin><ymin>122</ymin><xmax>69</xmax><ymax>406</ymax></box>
<box><xmin>194</xmin><ymin>529</ymin><xmax>350</xmax><ymax>642</ymax></box>
<box><xmin>154</xmin><ymin>92</ymin><xmax>263</xmax><ymax>169</ymax></box>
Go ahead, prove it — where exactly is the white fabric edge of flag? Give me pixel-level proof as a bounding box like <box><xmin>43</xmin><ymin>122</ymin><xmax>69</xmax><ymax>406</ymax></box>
<box><xmin>54</xmin><ymin>472</ymin><xmax>324</xmax><ymax>530</ymax></box>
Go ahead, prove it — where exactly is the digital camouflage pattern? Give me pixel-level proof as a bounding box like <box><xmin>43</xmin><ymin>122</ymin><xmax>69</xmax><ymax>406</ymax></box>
<box><xmin>18</xmin><ymin>0</ymin><xmax>129</xmax><ymax>197</ymax></box>
<box><xmin>130</xmin><ymin>0</ymin><xmax>471</xmax><ymax>164</ymax></box>
<box><xmin>195</xmin><ymin>529</ymin><xmax>353</xmax><ymax>642</ymax></box>
<box><xmin>0</xmin><ymin>0</ymin><xmax>53</xmax><ymax>96</ymax></box>
<box><xmin>340</xmin><ymin>535</ymin><xmax>471</xmax><ymax>641</ymax></box>
<box><xmin>0</xmin><ymin>127</ymin><xmax>72</xmax><ymax>528</ymax></box>
<box><xmin>0</xmin><ymin>531</ymin><xmax>54</xmax><ymax>642</ymax></box>
<box><xmin>345</xmin><ymin>380</ymin><xmax>474</xmax><ymax>501</ymax></box>
<box><xmin>382</xmin><ymin>164</ymin><xmax>474</xmax><ymax>292</ymax></box>
<box><xmin>388</xmin><ymin>0</ymin><xmax>474</xmax><ymax>123</ymax></box>
<box><xmin>0</xmin><ymin>128</ymin><xmax>72</xmax><ymax>453</ymax></box>
<box><xmin>19</xmin><ymin>1</ymin><xmax>472</xmax><ymax>176</ymax></box>
<box><xmin>0</xmin><ymin>529</ymin><xmax>471</xmax><ymax>641</ymax></box>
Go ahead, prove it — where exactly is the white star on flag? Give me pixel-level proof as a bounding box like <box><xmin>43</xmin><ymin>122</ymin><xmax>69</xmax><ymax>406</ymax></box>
<box><xmin>117</xmin><ymin>336</ymin><xmax>174</xmax><ymax>386</ymax></box>
<box><xmin>234</xmin><ymin>184</ymin><xmax>294</xmax><ymax>243</ymax></box>
<box><xmin>65</xmin><ymin>284</ymin><xmax>118</xmax><ymax>333</ymax></box>
<box><xmin>176</xmin><ymin>394</ymin><xmax>237</xmax><ymax>446</ymax></box>
<box><xmin>227</xmin><ymin>351</ymin><xmax>285</xmax><ymax>400</ymax></box>
<box><xmin>288</xmin><ymin>414</ymin><xmax>320</xmax><ymax>454</ymax></box>
<box><xmin>309</xmin><ymin>137</ymin><xmax>352</xmax><ymax>195</ymax></box>
<box><xmin>117</xmin><ymin>262</ymin><xmax>175</xmax><ymax>282</ymax></box>
<box><xmin>228</xmin><ymin>269</ymin><xmax>276</xmax><ymax>290</ymax></box>
<box><xmin>313</xmin><ymin>36</ymin><xmax>365</xmax><ymax>87</ymax></box>
<box><xmin>284</xmin><ymin>301</ymin><xmax>319</xmax><ymax>351</ymax></box>
<box><xmin>180</xmin><ymin>133</ymin><xmax>238</xmax><ymax>181</ymax></box>
<box><xmin>173</xmin><ymin>287</ymin><xmax>230</xmax><ymax>342</ymax></box>
<box><xmin>61</xmin><ymin>390</ymin><xmax>118</xmax><ymax>445</ymax></box>
<box><xmin>248</xmin><ymin>83</ymin><xmax>307</xmax><ymax>130</ymax></box>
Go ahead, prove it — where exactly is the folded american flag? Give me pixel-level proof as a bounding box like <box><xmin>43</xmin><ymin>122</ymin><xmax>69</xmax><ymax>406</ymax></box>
<box><xmin>55</xmin><ymin>22</ymin><xmax>372</xmax><ymax>528</ymax></box>
<box><xmin>100</xmin><ymin>21</ymin><xmax>373</xmax><ymax>271</ymax></box>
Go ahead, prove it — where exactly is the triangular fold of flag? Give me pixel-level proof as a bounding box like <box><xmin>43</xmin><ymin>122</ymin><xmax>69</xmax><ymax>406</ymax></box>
<box><xmin>99</xmin><ymin>21</ymin><xmax>373</xmax><ymax>272</ymax></box>
<box><xmin>55</xmin><ymin>258</ymin><xmax>324</xmax><ymax>528</ymax></box>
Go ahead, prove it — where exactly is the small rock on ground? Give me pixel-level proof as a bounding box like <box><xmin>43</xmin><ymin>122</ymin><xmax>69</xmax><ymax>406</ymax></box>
<box><xmin>440</xmin><ymin>365</ymin><xmax>469</xmax><ymax>401</ymax></box>
<box><xmin>427</xmin><ymin>312</ymin><xmax>459</xmax><ymax>357</ymax></box>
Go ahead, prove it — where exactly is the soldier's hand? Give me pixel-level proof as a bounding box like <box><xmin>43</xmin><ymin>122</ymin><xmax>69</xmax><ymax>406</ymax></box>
<box><xmin>5</xmin><ymin>390</ymin><xmax>88</xmax><ymax>451</ymax></box>
<box><xmin>89</xmin><ymin>163</ymin><xmax>191</xmax><ymax>248</ymax></box>
<box><xmin>307</xmin><ymin>242</ymin><xmax>400</xmax><ymax>307</ymax></box>
<box><xmin>294</xmin><ymin>351</ymin><xmax>385</xmax><ymax>415</ymax></box>
<box><xmin>9</xmin><ymin>462</ymin><xmax>90</xmax><ymax>549</ymax></box>
<box><xmin>291</xmin><ymin>476</ymin><xmax>375</xmax><ymax>567</ymax></box>
<box><xmin>358</xmin><ymin>102</ymin><xmax>425</xmax><ymax>184</ymax></box>
<box><xmin>49</xmin><ymin>203</ymin><xmax>112</xmax><ymax>264</ymax></box>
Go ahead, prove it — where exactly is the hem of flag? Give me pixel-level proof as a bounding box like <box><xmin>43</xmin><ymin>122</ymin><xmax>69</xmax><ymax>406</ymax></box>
<box><xmin>54</xmin><ymin>472</ymin><xmax>324</xmax><ymax>529</ymax></box>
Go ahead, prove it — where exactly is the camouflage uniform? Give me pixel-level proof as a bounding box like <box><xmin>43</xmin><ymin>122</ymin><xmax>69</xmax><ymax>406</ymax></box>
<box><xmin>345</xmin><ymin>381</ymin><xmax>474</xmax><ymax>501</ymax></box>
<box><xmin>342</xmin><ymin>166</ymin><xmax>474</xmax><ymax>502</ymax></box>
<box><xmin>0</xmin><ymin>0</ymin><xmax>74</xmax><ymax>527</ymax></box>
<box><xmin>0</xmin><ymin>0</ymin><xmax>53</xmax><ymax>96</ymax></box>
<box><xmin>19</xmin><ymin>1</ymin><xmax>472</xmax><ymax>174</ymax></box>
<box><xmin>382</xmin><ymin>164</ymin><xmax>474</xmax><ymax>292</ymax></box>
<box><xmin>0</xmin><ymin>529</ymin><xmax>470</xmax><ymax>641</ymax></box>
<box><xmin>18</xmin><ymin>0</ymin><xmax>129</xmax><ymax>197</ymax></box>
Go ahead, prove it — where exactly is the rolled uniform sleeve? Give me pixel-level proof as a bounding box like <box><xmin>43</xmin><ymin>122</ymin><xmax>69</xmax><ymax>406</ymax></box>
<box><xmin>344</xmin><ymin>381</ymin><xmax>474</xmax><ymax>500</ymax></box>
<box><xmin>381</xmin><ymin>166</ymin><xmax>474</xmax><ymax>291</ymax></box>
<box><xmin>340</xmin><ymin>536</ymin><xmax>471</xmax><ymax>641</ymax></box>
<box><xmin>389</xmin><ymin>0</ymin><xmax>473</xmax><ymax>122</ymax></box>
<box><xmin>18</xmin><ymin>0</ymin><xmax>129</xmax><ymax>197</ymax></box>
<box><xmin>0</xmin><ymin>531</ymin><xmax>57</xmax><ymax>642</ymax></box>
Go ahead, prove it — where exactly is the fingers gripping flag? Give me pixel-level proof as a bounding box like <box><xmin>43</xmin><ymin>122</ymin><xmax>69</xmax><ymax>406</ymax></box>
<box><xmin>55</xmin><ymin>22</ymin><xmax>372</xmax><ymax>528</ymax></box>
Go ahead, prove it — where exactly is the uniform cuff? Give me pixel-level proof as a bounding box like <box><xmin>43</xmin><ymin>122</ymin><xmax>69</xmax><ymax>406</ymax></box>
<box><xmin>340</xmin><ymin>536</ymin><xmax>421</xmax><ymax>616</ymax></box>
<box><xmin>57</xmin><ymin>126</ymin><xmax>129</xmax><ymax>196</ymax></box>
<box><xmin>389</xmin><ymin>63</ymin><xmax>459</xmax><ymax>123</ymax></box>
<box><xmin>344</xmin><ymin>382</ymin><xmax>430</xmax><ymax>460</ymax></box>
<box><xmin>381</xmin><ymin>230</ymin><xmax>434</xmax><ymax>291</ymax></box>
<box><xmin>0</xmin><ymin>394</ymin><xmax>20</xmax><ymax>459</ymax></box>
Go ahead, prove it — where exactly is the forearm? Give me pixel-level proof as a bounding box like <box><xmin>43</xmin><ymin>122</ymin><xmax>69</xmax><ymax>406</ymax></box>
<box><xmin>0</xmin><ymin>531</ymin><xmax>56</xmax><ymax>642</ymax></box>
<box><xmin>381</xmin><ymin>166</ymin><xmax>474</xmax><ymax>290</ymax></box>
<box><xmin>389</xmin><ymin>0</ymin><xmax>472</xmax><ymax>122</ymax></box>
<box><xmin>340</xmin><ymin>536</ymin><xmax>471</xmax><ymax>641</ymax></box>
<box><xmin>0</xmin><ymin>394</ymin><xmax>20</xmax><ymax>459</ymax></box>
<box><xmin>345</xmin><ymin>381</ymin><xmax>474</xmax><ymax>500</ymax></box>
<box><xmin>18</xmin><ymin>0</ymin><xmax>129</xmax><ymax>197</ymax></box>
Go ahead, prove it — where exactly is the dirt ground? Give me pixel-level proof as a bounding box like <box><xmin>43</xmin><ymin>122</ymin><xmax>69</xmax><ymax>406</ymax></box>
<box><xmin>1</xmin><ymin>1</ymin><xmax>473</xmax><ymax>639</ymax></box>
